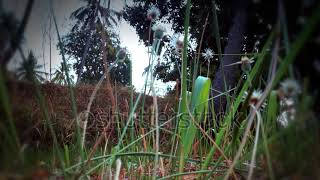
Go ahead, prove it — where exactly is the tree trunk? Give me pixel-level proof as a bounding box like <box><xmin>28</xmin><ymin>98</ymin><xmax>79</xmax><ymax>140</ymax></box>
<box><xmin>212</xmin><ymin>0</ymin><xmax>249</xmax><ymax>113</ymax></box>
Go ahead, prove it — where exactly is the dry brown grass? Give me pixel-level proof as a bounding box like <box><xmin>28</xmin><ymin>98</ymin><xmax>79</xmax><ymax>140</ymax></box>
<box><xmin>5</xmin><ymin>80</ymin><xmax>175</xmax><ymax>147</ymax></box>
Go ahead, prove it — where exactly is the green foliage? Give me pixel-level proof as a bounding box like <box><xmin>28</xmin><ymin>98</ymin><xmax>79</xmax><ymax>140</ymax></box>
<box><xmin>265</xmin><ymin>91</ymin><xmax>278</xmax><ymax>135</ymax></box>
<box><xmin>60</xmin><ymin>0</ymin><xmax>130</xmax><ymax>84</ymax></box>
<box><xmin>270</xmin><ymin>95</ymin><xmax>320</xmax><ymax>178</ymax></box>
<box><xmin>0</xmin><ymin>68</ymin><xmax>20</xmax><ymax>154</ymax></box>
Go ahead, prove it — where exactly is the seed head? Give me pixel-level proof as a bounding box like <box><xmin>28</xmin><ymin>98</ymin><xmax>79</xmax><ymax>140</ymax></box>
<box><xmin>240</xmin><ymin>56</ymin><xmax>254</xmax><ymax>72</ymax></box>
<box><xmin>116</xmin><ymin>48</ymin><xmax>127</xmax><ymax>62</ymax></box>
<box><xmin>277</xmin><ymin>109</ymin><xmax>296</xmax><ymax>128</ymax></box>
<box><xmin>152</xmin><ymin>23</ymin><xmax>166</xmax><ymax>40</ymax></box>
<box><xmin>277</xmin><ymin>111</ymin><xmax>289</xmax><ymax>128</ymax></box>
<box><xmin>249</xmin><ymin>90</ymin><xmax>263</xmax><ymax>105</ymax></box>
<box><xmin>202</xmin><ymin>48</ymin><xmax>214</xmax><ymax>61</ymax></box>
<box><xmin>279</xmin><ymin>79</ymin><xmax>301</xmax><ymax>98</ymax></box>
<box><xmin>279</xmin><ymin>98</ymin><xmax>295</xmax><ymax>110</ymax></box>
<box><xmin>147</xmin><ymin>4</ymin><xmax>160</xmax><ymax>21</ymax></box>
<box><xmin>175</xmin><ymin>39</ymin><xmax>184</xmax><ymax>50</ymax></box>
<box><xmin>174</xmin><ymin>39</ymin><xmax>184</xmax><ymax>55</ymax></box>
<box><xmin>243</xmin><ymin>90</ymin><xmax>267</xmax><ymax>108</ymax></box>
<box><xmin>224</xmin><ymin>56</ymin><xmax>254</xmax><ymax>72</ymax></box>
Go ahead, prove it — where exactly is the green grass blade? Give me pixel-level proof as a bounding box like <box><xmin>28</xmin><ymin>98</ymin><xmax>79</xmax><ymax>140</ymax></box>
<box><xmin>179</xmin><ymin>76</ymin><xmax>211</xmax><ymax>172</ymax></box>
<box><xmin>64</xmin><ymin>144</ymin><xmax>71</xmax><ymax>168</ymax></box>
<box><xmin>201</xmin><ymin>31</ymin><xmax>275</xmax><ymax>171</ymax></box>
<box><xmin>212</xmin><ymin>0</ymin><xmax>228</xmax><ymax>98</ymax></box>
<box><xmin>177</xmin><ymin>0</ymin><xmax>192</xmax><ymax>175</ymax></box>
<box><xmin>272</xmin><ymin>3</ymin><xmax>320</xmax><ymax>87</ymax></box>
<box><xmin>0</xmin><ymin>70</ymin><xmax>20</xmax><ymax>151</ymax></box>
<box><xmin>49</xmin><ymin>1</ymin><xmax>83</xmax><ymax>161</ymax></box>
<box><xmin>178</xmin><ymin>0</ymin><xmax>191</xmax><ymax>120</ymax></box>
<box><xmin>266</xmin><ymin>91</ymin><xmax>278</xmax><ymax>135</ymax></box>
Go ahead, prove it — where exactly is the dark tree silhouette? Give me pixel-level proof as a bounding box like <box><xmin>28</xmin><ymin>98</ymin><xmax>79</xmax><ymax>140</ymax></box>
<box><xmin>16</xmin><ymin>51</ymin><xmax>46</xmax><ymax>82</ymax></box>
<box><xmin>0</xmin><ymin>0</ymin><xmax>34</xmax><ymax>69</ymax></box>
<box><xmin>123</xmin><ymin>0</ymin><xmax>266</xmax><ymax>111</ymax></box>
<box><xmin>52</xmin><ymin>62</ymin><xmax>74</xmax><ymax>85</ymax></box>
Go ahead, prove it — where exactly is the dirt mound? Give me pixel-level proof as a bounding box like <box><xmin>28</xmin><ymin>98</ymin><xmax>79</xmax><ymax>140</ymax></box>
<box><xmin>3</xmin><ymin>80</ymin><xmax>175</xmax><ymax>147</ymax></box>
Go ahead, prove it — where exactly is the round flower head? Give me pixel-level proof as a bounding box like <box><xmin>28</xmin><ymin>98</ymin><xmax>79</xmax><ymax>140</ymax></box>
<box><xmin>147</xmin><ymin>4</ymin><xmax>160</xmax><ymax>21</ymax></box>
<box><xmin>170</xmin><ymin>34</ymin><xmax>184</xmax><ymax>55</ymax></box>
<box><xmin>175</xmin><ymin>39</ymin><xmax>184</xmax><ymax>51</ymax></box>
<box><xmin>277</xmin><ymin>109</ymin><xmax>296</xmax><ymax>128</ymax></box>
<box><xmin>202</xmin><ymin>48</ymin><xmax>214</xmax><ymax>61</ymax></box>
<box><xmin>174</xmin><ymin>38</ymin><xmax>184</xmax><ymax>55</ymax></box>
<box><xmin>243</xmin><ymin>90</ymin><xmax>267</xmax><ymax>108</ymax></box>
<box><xmin>224</xmin><ymin>56</ymin><xmax>254</xmax><ymax>72</ymax></box>
<box><xmin>277</xmin><ymin>111</ymin><xmax>290</xmax><ymax>128</ymax></box>
<box><xmin>277</xmin><ymin>97</ymin><xmax>297</xmax><ymax>128</ymax></box>
<box><xmin>162</xmin><ymin>34</ymin><xmax>171</xmax><ymax>43</ymax></box>
<box><xmin>116</xmin><ymin>48</ymin><xmax>127</xmax><ymax>62</ymax></box>
<box><xmin>280</xmin><ymin>79</ymin><xmax>301</xmax><ymax>98</ymax></box>
<box><xmin>152</xmin><ymin>23</ymin><xmax>166</xmax><ymax>40</ymax></box>
<box><xmin>279</xmin><ymin>98</ymin><xmax>295</xmax><ymax>110</ymax></box>
<box><xmin>249</xmin><ymin>90</ymin><xmax>263</xmax><ymax>105</ymax></box>
<box><xmin>240</xmin><ymin>56</ymin><xmax>254</xmax><ymax>72</ymax></box>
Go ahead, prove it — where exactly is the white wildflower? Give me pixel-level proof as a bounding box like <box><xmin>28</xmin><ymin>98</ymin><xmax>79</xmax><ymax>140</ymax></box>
<box><xmin>277</xmin><ymin>97</ymin><xmax>297</xmax><ymax>128</ymax></box>
<box><xmin>277</xmin><ymin>111</ymin><xmax>290</xmax><ymax>128</ymax></box>
<box><xmin>172</xmin><ymin>37</ymin><xmax>184</xmax><ymax>55</ymax></box>
<box><xmin>249</xmin><ymin>90</ymin><xmax>263</xmax><ymax>105</ymax></box>
<box><xmin>202</xmin><ymin>48</ymin><xmax>214</xmax><ymax>61</ymax></box>
<box><xmin>243</xmin><ymin>90</ymin><xmax>267</xmax><ymax>108</ymax></box>
<box><xmin>279</xmin><ymin>98</ymin><xmax>295</xmax><ymax>110</ymax></box>
<box><xmin>152</xmin><ymin>23</ymin><xmax>166</xmax><ymax>40</ymax></box>
<box><xmin>170</xmin><ymin>34</ymin><xmax>184</xmax><ymax>55</ymax></box>
<box><xmin>240</xmin><ymin>56</ymin><xmax>254</xmax><ymax>72</ymax></box>
<box><xmin>175</xmin><ymin>39</ymin><xmax>184</xmax><ymax>51</ymax></box>
<box><xmin>147</xmin><ymin>4</ymin><xmax>160</xmax><ymax>21</ymax></box>
<box><xmin>277</xmin><ymin>109</ymin><xmax>296</xmax><ymax>128</ymax></box>
<box><xmin>279</xmin><ymin>79</ymin><xmax>301</xmax><ymax>98</ymax></box>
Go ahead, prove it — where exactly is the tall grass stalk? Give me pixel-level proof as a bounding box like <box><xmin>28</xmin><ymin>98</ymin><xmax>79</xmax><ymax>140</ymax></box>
<box><xmin>67</xmin><ymin>151</ymin><xmax>231</xmax><ymax>171</ymax></box>
<box><xmin>33</xmin><ymin>76</ymin><xmax>66</xmax><ymax>171</ymax></box>
<box><xmin>272</xmin><ymin>3</ymin><xmax>320</xmax><ymax>87</ymax></box>
<box><xmin>259</xmin><ymin>108</ymin><xmax>275</xmax><ymax>180</ymax></box>
<box><xmin>0</xmin><ymin>69</ymin><xmax>20</xmax><ymax>151</ymax></box>
<box><xmin>225</xmin><ymin>31</ymin><xmax>280</xmax><ymax>179</ymax></box>
<box><xmin>67</xmin><ymin>112</ymin><xmax>179</xmax><ymax>173</ymax></box>
<box><xmin>49</xmin><ymin>0</ymin><xmax>84</xmax><ymax>162</ymax></box>
<box><xmin>80</xmin><ymin>58</ymin><xmax>122</xmax><ymax>150</ymax></box>
<box><xmin>211</xmin><ymin>0</ymin><xmax>227</xmax><ymax>94</ymax></box>
<box><xmin>100</xmin><ymin>35</ymin><xmax>162</xmax><ymax>176</ymax></box>
<box><xmin>222</xmin><ymin>103</ymin><xmax>260</xmax><ymax>180</ymax></box>
<box><xmin>200</xmin><ymin>31</ymin><xmax>275</xmax><ymax>173</ymax></box>
<box><xmin>150</xmin><ymin>39</ymin><xmax>161</xmax><ymax>178</ymax></box>
<box><xmin>278</xmin><ymin>0</ymin><xmax>294</xmax><ymax>78</ymax></box>
<box><xmin>247</xmin><ymin>106</ymin><xmax>261</xmax><ymax>180</ymax></box>
<box><xmin>15</xmin><ymin>45</ymin><xmax>67</xmax><ymax>171</ymax></box>
<box><xmin>177</xmin><ymin>0</ymin><xmax>191</xmax><ymax>175</ymax></box>
<box><xmin>139</xmin><ymin>21</ymin><xmax>153</xmax><ymax>145</ymax></box>
<box><xmin>192</xmin><ymin>13</ymin><xmax>210</xmax><ymax>90</ymax></box>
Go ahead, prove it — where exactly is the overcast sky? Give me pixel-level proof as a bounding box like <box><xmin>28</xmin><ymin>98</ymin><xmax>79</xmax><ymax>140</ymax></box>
<box><xmin>3</xmin><ymin>0</ymin><xmax>173</xmax><ymax>95</ymax></box>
